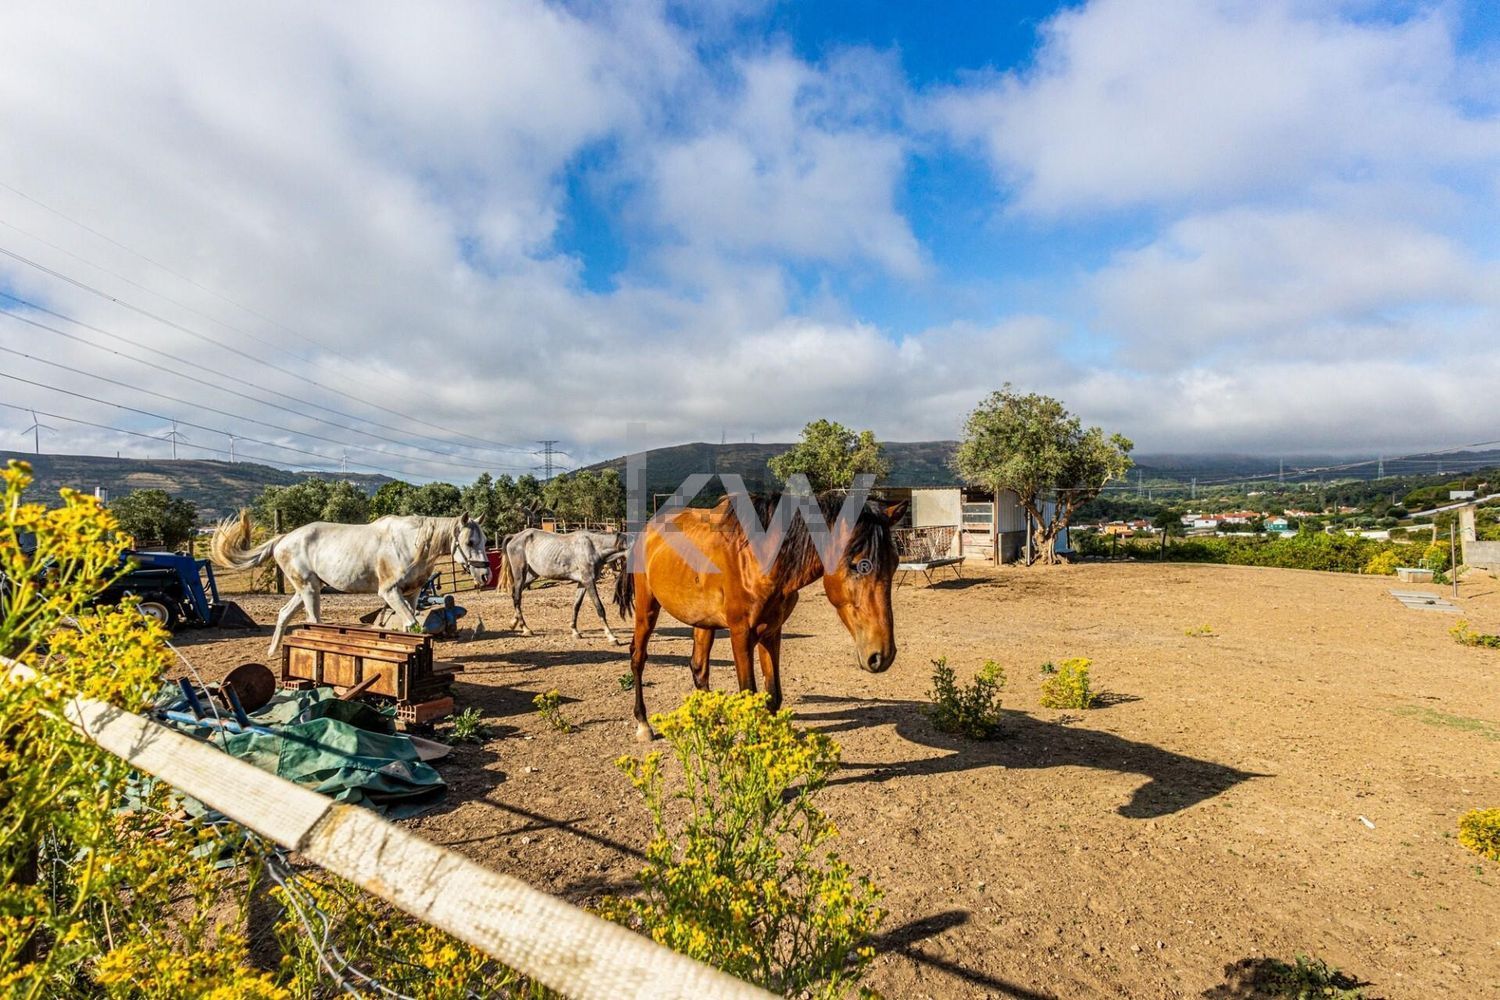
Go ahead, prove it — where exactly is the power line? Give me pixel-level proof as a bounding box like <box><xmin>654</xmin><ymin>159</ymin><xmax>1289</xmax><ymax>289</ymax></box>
<box><xmin>0</xmin><ymin>242</ymin><xmax>533</xmax><ymax>454</ymax></box>
<box><xmin>0</xmin><ymin>181</ymin><xmax>539</xmax><ymax>453</ymax></box>
<box><xmin>0</xmin><ymin>370</ymin><xmax>460</xmax><ymax>479</ymax></box>
<box><xmin>0</xmin><ymin>296</ymin><xmax>531</xmax><ymax>473</ymax></box>
<box><xmin>0</xmin><ymin>328</ymin><xmax>530</xmax><ymax>476</ymax></box>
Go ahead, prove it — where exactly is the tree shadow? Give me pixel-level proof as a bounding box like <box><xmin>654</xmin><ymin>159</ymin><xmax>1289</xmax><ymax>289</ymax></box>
<box><xmin>796</xmin><ymin>695</ymin><xmax>1263</xmax><ymax>819</ymax></box>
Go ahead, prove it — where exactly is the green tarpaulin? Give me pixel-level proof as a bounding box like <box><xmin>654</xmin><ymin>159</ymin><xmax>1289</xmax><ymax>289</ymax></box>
<box><xmin>162</xmin><ymin>686</ymin><xmax>447</xmax><ymax>819</ymax></box>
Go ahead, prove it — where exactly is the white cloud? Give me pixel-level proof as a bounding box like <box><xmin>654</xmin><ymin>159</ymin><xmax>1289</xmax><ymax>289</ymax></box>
<box><xmin>935</xmin><ymin>0</ymin><xmax>1500</xmax><ymax>214</ymax></box>
<box><xmin>1</xmin><ymin>0</ymin><xmax>1499</xmax><ymax>475</ymax></box>
<box><xmin>642</xmin><ymin>50</ymin><xmax>925</xmax><ymax>279</ymax></box>
<box><xmin>1092</xmin><ymin>204</ymin><xmax>1500</xmax><ymax>366</ymax></box>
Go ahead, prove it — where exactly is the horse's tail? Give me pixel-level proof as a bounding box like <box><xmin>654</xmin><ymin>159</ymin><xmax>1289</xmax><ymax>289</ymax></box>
<box><xmin>496</xmin><ymin>534</ymin><xmax>515</xmax><ymax>594</ymax></box>
<box><xmin>210</xmin><ymin>509</ymin><xmax>279</xmax><ymax>570</ymax></box>
<box><xmin>613</xmin><ymin>562</ymin><xmax>635</xmax><ymax>618</ymax></box>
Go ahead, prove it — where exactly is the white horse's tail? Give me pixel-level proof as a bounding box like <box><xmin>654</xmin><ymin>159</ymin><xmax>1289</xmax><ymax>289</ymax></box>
<box><xmin>210</xmin><ymin>509</ymin><xmax>279</xmax><ymax>570</ymax></box>
<box><xmin>496</xmin><ymin>533</ymin><xmax>516</xmax><ymax>593</ymax></box>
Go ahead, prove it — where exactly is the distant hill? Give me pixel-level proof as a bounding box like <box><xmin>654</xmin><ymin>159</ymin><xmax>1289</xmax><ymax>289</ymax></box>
<box><xmin>1</xmin><ymin>452</ymin><xmax>391</xmax><ymax>521</ymax></box>
<box><xmin>582</xmin><ymin>442</ymin><xmax>1500</xmax><ymax>497</ymax></box>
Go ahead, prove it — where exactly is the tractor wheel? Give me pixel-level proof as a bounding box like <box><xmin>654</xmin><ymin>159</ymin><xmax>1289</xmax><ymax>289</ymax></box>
<box><xmin>136</xmin><ymin>598</ymin><xmax>179</xmax><ymax>631</ymax></box>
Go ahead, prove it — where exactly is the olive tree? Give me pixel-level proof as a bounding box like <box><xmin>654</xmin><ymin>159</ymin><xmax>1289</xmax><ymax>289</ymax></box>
<box><xmin>768</xmin><ymin>419</ymin><xmax>890</xmax><ymax>493</ymax></box>
<box><xmin>954</xmin><ymin>386</ymin><xmax>1133</xmax><ymax>565</ymax></box>
<box><xmin>109</xmin><ymin>489</ymin><xmax>197</xmax><ymax>549</ymax></box>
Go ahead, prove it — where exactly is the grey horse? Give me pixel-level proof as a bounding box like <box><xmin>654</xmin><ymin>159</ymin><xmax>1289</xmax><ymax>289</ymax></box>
<box><xmin>497</xmin><ymin>528</ymin><xmax>627</xmax><ymax>642</ymax></box>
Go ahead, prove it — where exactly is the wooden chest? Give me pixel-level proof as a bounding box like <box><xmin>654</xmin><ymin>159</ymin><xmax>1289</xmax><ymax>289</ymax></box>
<box><xmin>280</xmin><ymin>623</ymin><xmax>462</xmax><ymax>714</ymax></box>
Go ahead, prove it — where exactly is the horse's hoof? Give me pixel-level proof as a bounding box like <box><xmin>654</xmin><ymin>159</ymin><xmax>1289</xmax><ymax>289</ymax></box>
<box><xmin>571</xmin><ymin>630</ymin><xmax>583</xmax><ymax>640</ymax></box>
<box><xmin>634</xmin><ymin>722</ymin><xmax>656</xmax><ymax>743</ymax></box>
<box><xmin>606</xmin><ymin>635</ymin><xmax>622</xmax><ymax>646</ymax></box>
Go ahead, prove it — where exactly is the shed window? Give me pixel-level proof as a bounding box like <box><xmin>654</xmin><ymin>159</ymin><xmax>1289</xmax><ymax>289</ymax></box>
<box><xmin>962</xmin><ymin>502</ymin><xmax>993</xmax><ymax>526</ymax></box>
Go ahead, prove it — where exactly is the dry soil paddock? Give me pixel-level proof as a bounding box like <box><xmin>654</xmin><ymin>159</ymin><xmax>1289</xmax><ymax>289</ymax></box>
<box><xmin>179</xmin><ymin>563</ymin><xmax>1500</xmax><ymax>998</ymax></box>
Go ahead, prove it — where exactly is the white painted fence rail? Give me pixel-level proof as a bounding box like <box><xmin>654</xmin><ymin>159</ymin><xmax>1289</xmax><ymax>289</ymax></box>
<box><xmin>5</xmin><ymin>657</ymin><xmax>774</xmax><ymax>1000</ymax></box>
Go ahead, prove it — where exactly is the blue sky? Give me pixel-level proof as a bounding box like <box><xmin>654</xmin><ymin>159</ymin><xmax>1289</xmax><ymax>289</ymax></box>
<box><xmin>1</xmin><ymin>1</ymin><xmax>1499</xmax><ymax>479</ymax></box>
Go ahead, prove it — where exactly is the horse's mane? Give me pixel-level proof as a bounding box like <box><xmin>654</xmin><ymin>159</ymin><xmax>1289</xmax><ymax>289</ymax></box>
<box><xmin>715</xmin><ymin>493</ymin><xmax>897</xmax><ymax>580</ymax></box>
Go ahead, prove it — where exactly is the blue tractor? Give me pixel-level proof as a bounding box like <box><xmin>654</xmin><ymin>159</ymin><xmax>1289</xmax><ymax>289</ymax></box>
<box><xmin>94</xmin><ymin>550</ymin><xmax>255</xmax><ymax>631</ymax></box>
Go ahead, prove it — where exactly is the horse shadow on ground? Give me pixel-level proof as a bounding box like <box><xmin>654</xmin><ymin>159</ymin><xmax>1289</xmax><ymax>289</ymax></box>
<box><xmin>870</xmin><ymin>910</ymin><xmax>1058</xmax><ymax>1000</ymax></box>
<box><xmin>796</xmin><ymin>695</ymin><xmax>1264</xmax><ymax>819</ymax></box>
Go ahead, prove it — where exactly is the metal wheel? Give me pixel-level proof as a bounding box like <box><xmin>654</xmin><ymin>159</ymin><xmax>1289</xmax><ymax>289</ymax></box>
<box><xmin>136</xmin><ymin>599</ymin><xmax>178</xmax><ymax>631</ymax></box>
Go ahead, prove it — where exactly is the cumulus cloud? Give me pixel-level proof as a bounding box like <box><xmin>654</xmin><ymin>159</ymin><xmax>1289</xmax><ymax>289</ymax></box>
<box><xmin>1</xmin><ymin>0</ymin><xmax>1498</xmax><ymax>475</ymax></box>
<box><xmin>934</xmin><ymin>0</ymin><xmax>1500</xmax><ymax>214</ymax></box>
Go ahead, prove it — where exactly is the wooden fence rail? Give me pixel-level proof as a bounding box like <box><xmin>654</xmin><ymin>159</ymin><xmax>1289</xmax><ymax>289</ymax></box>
<box><xmin>3</xmin><ymin>657</ymin><xmax>774</xmax><ymax>1000</ymax></box>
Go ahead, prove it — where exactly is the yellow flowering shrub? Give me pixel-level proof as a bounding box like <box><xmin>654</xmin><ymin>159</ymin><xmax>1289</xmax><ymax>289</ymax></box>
<box><xmin>602</xmin><ymin>691</ymin><xmax>883</xmax><ymax>998</ymax></box>
<box><xmin>1039</xmin><ymin>657</ymin><xmax>1097</xmax><ymax>710</ymax></box>
<box><xmin>1459</xmin><ymin>808</ymin><xmax>1500</xmax><ymax>863</ymax></box>
<box><xmin>1</xmin><ymin>459</ymin><xmax>286</xmax><ymax>998</ymax></box>
<box><xmin>1362</xmin><ymin>549</ymin><xmax>1403</xmax><ymax>576</ymax></box>
<box><xmin>271</xmin><ymin>872</ymin><xmax>546</xmax><ymax>999</ymax></box>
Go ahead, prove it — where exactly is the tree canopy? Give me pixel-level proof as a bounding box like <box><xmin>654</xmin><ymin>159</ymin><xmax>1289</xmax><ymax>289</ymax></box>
<box><xmin>109</xmin><ymin>489</ymin><xmax>197</xmax><ymax>550</ymax></box>
<box><xmin>768</xmin><ymin>419</ymin><xmax>890</xmax><ymax>493</ymax></box>
<box><xmin>954</xmin><ymin>386</ymin><xmax>1133</xmax><ymax>565</ymax></box>
<box><xmin>541</xmin><ymin>469</ymin><xmax>624</xmax><ymax>525</ymax></box>
<box><xmin>252</xmin><ymin>478</ymin><xmax>370</xmax><ymax>530</ymax></box>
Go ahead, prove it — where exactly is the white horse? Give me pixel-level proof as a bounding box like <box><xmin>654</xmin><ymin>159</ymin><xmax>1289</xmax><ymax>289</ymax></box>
<box><xmin>210</xmin><ymin>509</ymin><xmax>491</xmax><ymax>655</ymax></box>
<box><xmin>497</xmin><ymin>528</ymin><xmax>627</xmax><ymax>643</ymax></box>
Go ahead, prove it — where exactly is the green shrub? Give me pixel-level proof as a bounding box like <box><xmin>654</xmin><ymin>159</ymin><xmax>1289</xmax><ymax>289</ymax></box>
<box><xmin>925</xmin><ymin>658</ymin><xmax>1006</xmax><ymax>739</ymax></box>
<box><xmin>447</xmin><ymin>706</ymin><xmax>490</xmax><ymax>743</ymax></box>
<box><xmin>602</xmin><ymin>691</ymin><xmax>882</xmax><ymax>998</ymax></box>
<box><xmin>1423</xmin><ymin>542</ymin><xmax>1451</xmax><ymax>574</ymax></box>
<box><xmin>1039</xmin><ymin>657</ymin><xmax>1097</xmax><ymax>709</ymax></box>
<box><xmin>1100</xmin><ymin>531</ymin><xmax>1428</xmax><ymax>575</ymax></box>
<box><xmin>1184</xmin><ymin>624</ymin><xmax>1215</xmax><ymax>637</ymax></box>
<box><xmin>532</xmin><ymin>689</ymin><xmax>573</xmax><ymax>732</ymax></box>
<box><xmin>1459</xmin><ymin>808</ymin><xmax>1500</xmax><ymax>862</ymax></box>
<box><xmin>1245</xmin><ymin>954</ymin><xmax>1365</xmax><ymax>999</ymax></box>
<box><xmin>617</xmin><ymin>672</ymin><xmax>635</xmax><ymax>692</ymax></box>
<box><xmin>1362</xmin><ymin>549</ymin><xmax>1402</xmax><ymax>575</ymax></box>
<box><xmin>1451</xmin><ymin>621</ymin><xmax>1500</xmax><ymax>649</ymax></box>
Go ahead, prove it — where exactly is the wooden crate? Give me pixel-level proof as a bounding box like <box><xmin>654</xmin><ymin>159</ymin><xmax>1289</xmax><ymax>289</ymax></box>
<box><xmin>280</xmin><ymin>624</ymin><xmax>460</xmax><ymax>713</ymax></box>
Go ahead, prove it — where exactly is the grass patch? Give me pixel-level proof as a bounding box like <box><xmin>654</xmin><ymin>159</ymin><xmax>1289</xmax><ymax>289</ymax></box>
<box><xmin>1391</xmin><ymin>705</ymin><xmax>1500</xmax><ymax>741</ymax></box>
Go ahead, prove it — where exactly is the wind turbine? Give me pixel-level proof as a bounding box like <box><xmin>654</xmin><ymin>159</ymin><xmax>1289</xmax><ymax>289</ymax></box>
<box><xmin>159</xmin><ymin>420</ymin><xmax>188</xmax><ymax>459</ymax></box>
<box><xmin>23</xmin><ymin>409</ymin><xmax>54</xmax><ymax>454</ymax></box>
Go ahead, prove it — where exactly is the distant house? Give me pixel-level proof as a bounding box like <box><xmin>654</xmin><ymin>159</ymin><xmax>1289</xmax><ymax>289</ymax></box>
<box><xmin>1265</xmin><ymin>516</ymin><xmax>1292</xmax><ymax>533</ymax></box>
<box><xmin>1284</xmin><ymin>508</ymin><xmax>1318</xmax><ymax>519</ymax></box>
<box><xmin>1217</xmin><ymin>510</ymin><xmax>1258</xmax><ymax>525</ymax></box>
<box><xmin>1189</xmin><ymin>516</ymin><xmax>1221</xmax><ymax>530</ymax></box>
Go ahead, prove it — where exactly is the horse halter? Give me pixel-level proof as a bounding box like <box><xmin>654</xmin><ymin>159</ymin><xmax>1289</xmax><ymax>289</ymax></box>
<box><xmin>452</xmin><ymin>529</ymin><xmax>489</xmax><ymax>575</ymax></box>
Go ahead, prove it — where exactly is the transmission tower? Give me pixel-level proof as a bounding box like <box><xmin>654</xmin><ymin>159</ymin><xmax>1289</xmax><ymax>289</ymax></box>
<box><xmin>537</xmin><ymin>440</ymin><xmax>561</xmax><ymax>480</ymax></box>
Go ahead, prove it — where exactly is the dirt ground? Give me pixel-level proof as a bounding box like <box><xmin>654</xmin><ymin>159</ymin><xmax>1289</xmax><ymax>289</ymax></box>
<box><xmin>175</xmin><ymin>563</ymin><xmax>1500</xmax><ymax>999</ymax></box>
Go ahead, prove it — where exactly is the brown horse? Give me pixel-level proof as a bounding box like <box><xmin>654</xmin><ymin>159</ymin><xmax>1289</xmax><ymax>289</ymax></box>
<box><xmin>614</xmin><ymin>493</ymin><xmax>906</xmax><ymax>741</ymax></box>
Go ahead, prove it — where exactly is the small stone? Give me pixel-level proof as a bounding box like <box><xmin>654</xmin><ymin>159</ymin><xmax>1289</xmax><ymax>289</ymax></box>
<box><xmin>1131</xmin><ymin>944</ymin><xmax>1141</xmax><ymax>954</ymax></box>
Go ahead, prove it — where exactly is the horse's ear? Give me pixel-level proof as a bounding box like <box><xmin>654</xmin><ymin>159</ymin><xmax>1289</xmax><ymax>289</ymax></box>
<box><xmin>459</xmin><ymin>512</ymin><xmax>470</xmax><ymax>526</ymax></box>
<box><xmin>882</xmin><ymin>500</ymin><xmax>908</xmax><ymax>524</ymax></box>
